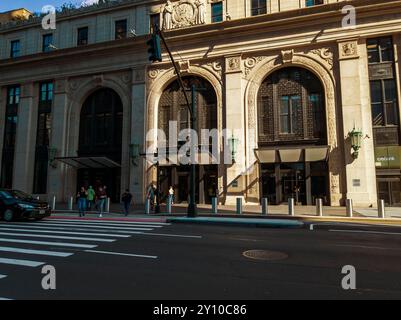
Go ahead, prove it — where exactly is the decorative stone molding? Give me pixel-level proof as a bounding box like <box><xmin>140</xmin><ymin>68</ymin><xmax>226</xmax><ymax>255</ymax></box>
<box><xmin>161</xmin><ymin>0</ymin><xmax>206</xmax><ymax>30</ymax></box>
<box><xmin>339</xmin><ymin>40</ymin><xmax>359</xmax><ymax>60</ymax></box>
<box><xmin>281</xmin><ymin>49</ymin><xmax>294</xmax><ymax>64</ymax></box>
<box><xmin>244</xmin><ymin>56</ymin><xmax>267</xmax><ymax>77</ymax></box>
<box><xmin>225</xmin><ymin>56</ymin><xmax>241</xmax><ymax>73</ymax></box>
<box><xmin>21</xmin><ymin>82</ymin><xmax>34</xmax><ymax>98</ymax></box>
<box><xmin>54</xmin><ymin>79</ymin><xmax>68</xmax><ymax>94</ymax></box>
<box><xmin>178</xmin><ymin>60</ymin><xmax>190</xmax><ymax>72</ymax></box>
<box><xmin>148</xmin><ymin>68</ymin><xmax>163</xmax><ymax>82</ymax></box>
<box><xmin>310</xmin><ymin>47</ymin><xmax>334</xmax><ymax>70</ymax></box>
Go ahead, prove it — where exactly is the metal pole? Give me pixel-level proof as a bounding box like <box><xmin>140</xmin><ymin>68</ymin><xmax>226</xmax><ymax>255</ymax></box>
<box><xmin>68</xmin><ymin>196</ymin><xmax>73</xmax><ymax>211</ymax></box>
<box><xmin>187</xmin><ymin>84</ymin><xmax>198</xmax><ymax>217</ymax></box>
<box><xmin>288</xmin><ymin>198</ymin><xmax>295</xmax><ymax>216</ymax></box>
<box><xmin>261</xmin><ymin>198</ymin><xmax>268</xmax><ymax>215</ymax></box>
<box><xmin>378</xmin><ymin>199</ymin><xmax>385</xmax><ymax>218</ymax></box>
<box><xmin>167</xmin><ymin>196</ymin><xmax>172</xmax><ymax>214</ymax></box>
<box><xmin>346</xmin><ymin>199</ymin><xmax>353</xmax><ymax>217</ymax></box>
<box><xmin>155</xmin><ymin>163</ymin><xmax>161</xmax><ymax>214</ymax></box>
<box><xmin>145</xmin><ymin>198</ymin><xmax>150</xmax><ymax>215</ymax></box>
<box><xmin>106</xmin><ymin>198</ymin><xmax>110</xmax><ymax>213</ymax></box>
<box><xmin>316</xmin><ymin>198</ymin><xmax>323</xmax><ymax>217</ymax></box>
<box><xmin>52</xmin><ymin>195</ymin><xmax>56</xmax><ymax>211</ymax></box>
<box><xmin>236</xmin><ymin>198</ymin><xmax>242</xmax><ymax>215</ymax></box>
<box><xmin>212</xmin><ymin>197</ymin><xmax>218</xmax><ymax>214</ymax></box>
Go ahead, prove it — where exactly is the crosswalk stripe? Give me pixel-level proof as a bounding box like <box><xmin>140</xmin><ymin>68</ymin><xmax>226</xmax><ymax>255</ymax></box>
<box><xmin>0</xmin><ymin>238</ymin><xmax>97</xmax><ymax>248</ymax></box>
<box><xmin>0</xmin><ymin>297</ymin><xmax>12</xmax><ymax>300</ymax></box>
<box><xmin>40</xmin><ymin>220</ymin><xmax>162</xmax><ymax>228</ymax></box>
<box><xmin>0</xmin><ymin>227</ymin><xmax>130</xmax><ymax>238</ymax></box>
<box><xmin>0</xmin><ymin>224</ymin><xmax>144</xmax><ymax>234</ymax></box>
<box><xmin>0</xmin><ymin>232</ymin><xmax>116</xmax><ymax>242</ymax></box>
<box><xmin>46</xmin><ymin>219</ymin><xmax>170</xmax><ymax>226</ymax></box>
<box><xmin>0</xmin><ymin>274</ymin><xmax>7</xmax><ymax>279</ymax></box>
<box><xmin>0</xmin><ymin>246</ymin><xmax>73</xmax><ymax>257</ymax></box>
<box><xmin>2</xmin><ymin>222</ymin><xmax>153</xmax><ymax>231</ymax></box>
<box><xmin>0</xmin><ymin>258</ymin><xmax>45</xmax><ymax>267</ymax></box>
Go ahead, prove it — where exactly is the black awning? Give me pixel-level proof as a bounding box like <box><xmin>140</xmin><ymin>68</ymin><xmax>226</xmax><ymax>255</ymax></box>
<box><xmin>55</xmin><ymin>157</ymin><xmax>121</xmax><ymax>169</ymax></box>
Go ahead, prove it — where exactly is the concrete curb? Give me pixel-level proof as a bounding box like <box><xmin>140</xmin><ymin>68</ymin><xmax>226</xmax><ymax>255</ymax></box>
<box><xmin>165</xmin><ymin>217</ymin><xmax>304</xmax><ymax>228</ymax></box>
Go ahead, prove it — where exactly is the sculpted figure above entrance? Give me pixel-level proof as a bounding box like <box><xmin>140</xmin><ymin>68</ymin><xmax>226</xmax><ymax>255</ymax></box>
<box><xmin>162</xmin><ymin>0</ymin><xmax>206</xmax><ymax>30</ymax></box>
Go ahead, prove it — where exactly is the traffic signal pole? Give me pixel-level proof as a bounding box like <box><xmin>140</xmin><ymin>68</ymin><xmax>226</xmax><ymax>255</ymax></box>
<box><xmin>157</xmin><ymin>29</ymin><xmax>198</xmax><ymax>217</ymax></box>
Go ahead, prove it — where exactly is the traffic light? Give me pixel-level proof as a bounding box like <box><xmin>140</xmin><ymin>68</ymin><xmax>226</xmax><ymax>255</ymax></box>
<box><xmin>147</xmin><ymin>33</ymin><xmax>162</xmax><ymax>63</ymax></box>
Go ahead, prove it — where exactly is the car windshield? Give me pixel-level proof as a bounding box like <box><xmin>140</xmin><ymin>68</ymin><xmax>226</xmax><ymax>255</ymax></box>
<box><xmin>0</xmin><ymin>190</ymin><xmax>34</xmax><ymax>200</ymax></box>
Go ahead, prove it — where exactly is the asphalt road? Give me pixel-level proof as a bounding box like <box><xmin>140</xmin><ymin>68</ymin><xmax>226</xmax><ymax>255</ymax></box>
<box><xmin>0</xmin><ymin>218</ymin><xmax>400</xmax><ymax>300</ymax></box>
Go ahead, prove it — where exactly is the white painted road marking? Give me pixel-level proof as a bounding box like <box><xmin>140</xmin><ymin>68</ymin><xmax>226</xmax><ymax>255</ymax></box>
<box><xmin>0</xmin><ymin>238</ymin><xmax>97</xmax><ymax>248</ymax></box>
<box><xmin>140</xmin><ymin>232</ymin><xmax>202</xmax><ymax>239</ymax></box>
<box><xmin>0</xmin><ymin>257</ymin><xmax>45</xmax><ymax>267</ymax></box>
<box><xmin>329</xmin><ymin>229</ymin><xmax>401</xmax><ymax>236</ymax></box>
<box><xmin>0</xmin><ymin>227</ymin><xmax>129</xmax><ymax>238</ymax></box>
<box><xmin>0</xmin><ymin>274</ymin><xmax>7</xmax><ymax>279</ymax></box>
<box><xmin>0</xmin><ymin>232</ymin><xmax>116</xmax><ymax>242</ymax></box>
<box><xmin>0</xmin><ymin>297</ymin><xmax>12</xmax><ymax>300</ymax></box>
<box><xmin>8</xmin><ymin>222</ymin><xmax>153</xmax><ymax>231</ymax></box>
<box><xmin>333</xmin><ymin>244</ymin><xmax>401</xmax><ymax>251</ymax></box>
<box><xmin>47</xmin><ymin>219</ymin><xmax>170</xmax><ymax>226</ymax></box>
<box><xmin>0</xmin><ymin>246</ymin><xmax>73</xmax><ymax>257</ymax></box>
<box><xmin>85</xmin><ymin>249</ymin><xmax>158</xmax><ymax>259</ymax></box>
<box><xmin>0</xmin><ymin>224</ymin><xmax>144</xmax><ymax>234</ymax></box>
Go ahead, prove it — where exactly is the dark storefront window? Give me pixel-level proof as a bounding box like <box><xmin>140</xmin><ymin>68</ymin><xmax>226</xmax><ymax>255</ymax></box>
<box><xmin>0</xmin><ymin>86</ymin><xmax>20</xmax><ymax>189</ymax></box>
<box><xmin>115</xmin><ymin>20</ymin><xmax>127</xmax><ymax>40</ymax></box>
<box><xmin>367</xmin><ymin>37</ymin><xmax>394</xmax><ymax>64</ymax></box>
<box><xmin>33</xmin><ymin>82</ymin><xmax>53</xmax><ymax>194</ymax></box>
<box><xmin>77</xmin><ymin>27</ymin><xmax>89</xmax><ymax>46</ymax></box>
<box><xmin>251</xmin><ymin>0</ymin><xmax>267</xmax><ymax>16</ymax></box>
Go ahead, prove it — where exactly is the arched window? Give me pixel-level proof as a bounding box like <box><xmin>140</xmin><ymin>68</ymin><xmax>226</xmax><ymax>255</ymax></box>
<box><xmin>258</xmin><ymin>67</ymin><xmax>326</xmax><ymax>146</ymax></box>
<box><xmin>79</xmin><ymin>88</ymin><xmax>123</xmax><ymax>161</ymax></box>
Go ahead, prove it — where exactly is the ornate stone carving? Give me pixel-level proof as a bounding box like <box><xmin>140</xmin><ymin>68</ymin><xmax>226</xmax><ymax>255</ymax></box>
<box><xmin>310</xmin><ymin>47</ymin><xmax>334</xmax><ymax>69</ymax></box>
<box><xmin>244</xmin><ymin>56</ymin><xmax>266</xmax><ymax>77</ymax></box>
<box><xmin>178</xmin><ymin>60</ymin><xmax>190</xmax><ymax>72</ymax></box>
<box><xmin>281</xmin><ymin>49</ymin><xmax>294</xmax><ymax>64</ymax></box>
<box><xmin>339</xmin><ymin>40</ymin><xmax>359</xmax><ymax>59</ymax></box>
<box><xmin>225</xmin><ymin>56</ymin><xmax>241</xmax><ymax>73</ymax></box>
<box><xmin>69</xmin><ymin>80</ymin><xmax>79</xmax><ymax>91</ymax></box>
<box><xmin>162</xmin><ymin>0</ymin><xmax>206</xmax><ymax>30</ymax></box>
<box><xmin>148</xmin><ymin>69</ymin><xmax>162</xmax><ymax>80</ymax></box>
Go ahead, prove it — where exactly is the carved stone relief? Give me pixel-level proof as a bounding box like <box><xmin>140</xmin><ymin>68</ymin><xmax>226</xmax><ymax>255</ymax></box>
<box><xmin>225</xmin><ymin>56</ymin><xmax>241</xmax><ymax>73</ymax></box>
<box><xmin>339</xmin><ymin>40</ymin><xmax>359</xmax><ymax>60</ymax></box>
<box><xmin>162</xmin><ymin>0</ymin><xmax>206</xmax><ymax>30</ymax></box>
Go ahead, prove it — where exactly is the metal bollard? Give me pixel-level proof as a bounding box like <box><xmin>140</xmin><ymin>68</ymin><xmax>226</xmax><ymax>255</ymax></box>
<box><xmin>52</xmin><ymin>195</ymin><xmax>56</xmax><ymax>211</ymax></box>
<box><xmin>378</xmin><ymin>199</ymin><xmax>385</xmax><ymax>218</ymax></box>
<box><xmin>288</xmin><ymin>198</ymin><xmax>295</xmax><ymax>216</ymax></box>
<box><xmin>261</xmin><ymin>198</ymin><xmax>268</xmax><ymax>215</ymax></box>
<box><xmin>145</xmin><ymin>199</ymin><xmax>150</xmax><ymax>215</ymax></box>
<box><xmin>236</xmin><ymin>198</ymin><xmax>242</xmax><ymax>215</ymax></box>
<box><xmin>316</xmin><ymin>198</ymin><xmax>323</xmax><ymax>217</ymax></box>
<box><xmin>68</xmin><ymin>196</ymin><xmax>73</xmax><ymax>211</ymax></box>
<box><xmin>212</xmin><ymin>197</ymin><xmax>218</xmax><ymax>214</ymax></box>
<box><xmin>105</xmin><ymin>198</ymin><xmax>110</xmax><ymax>213</ymax></box>
<box><xmin>346</xmin><ymin>199</ymin><xmax>353</xmax><ymax>217</ymax></box>
<box><xmin>167</xmin><ymin>197</ymin><xmax>172</xmax><ymax>214</ymax></box>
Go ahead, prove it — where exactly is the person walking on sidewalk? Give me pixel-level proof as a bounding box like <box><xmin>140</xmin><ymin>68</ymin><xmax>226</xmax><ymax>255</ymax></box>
<box><xmin>77</xmin><ymin>187</ymin><xmax>88</xmax><ymax>217</ymax></box>
<box><xmin>121</xmin><ymin>189</ymin><xmax>133</xmax><ymax>216</ymax></box>
<box><xmin>168</xmin><ymin>186</ymin><xmax>174</xmax><ymax>205</ymax></box>
<box><xmin>87</xmin><ymin>186</ymin><xmax>95</xmax><ymax>211</ymax></box>
<box><xmin>96</xmin><ymin>186</ymin><xmax>107</xmax><ymax>218</ymax></box>
<box><xmin>146</xmin><ymin>184</ymin><xmax>155</xmax><ymax>212</ymax></box>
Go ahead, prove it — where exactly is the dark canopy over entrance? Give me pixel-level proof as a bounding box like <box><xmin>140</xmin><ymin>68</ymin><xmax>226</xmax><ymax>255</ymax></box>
<box><xmin>257</xmin><ymin>67</ymin><xmax>329</xmax><ymax>205</ymax></box>
<box><xmin>77</xmin><ymin>88</ymin><xmax>123</xmax><ymax>202</ymax></box>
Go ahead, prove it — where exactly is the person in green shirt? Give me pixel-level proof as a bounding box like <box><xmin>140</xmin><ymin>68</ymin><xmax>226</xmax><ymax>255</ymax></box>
<box><xmin>87</xmin><ymin>186</ymin><xmax>96</xmax><ymax>211</ymax></box>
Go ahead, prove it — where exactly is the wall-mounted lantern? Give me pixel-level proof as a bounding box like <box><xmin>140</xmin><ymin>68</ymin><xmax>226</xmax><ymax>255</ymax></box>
<box><xmin>228</xmin><ymin>134</ymin><xmax>239</xmax><ymax>163</ymax></box>
<box><xmin>129</xmin><ymin>143</ymin><xmax>140</xmax><ymax>166</ymax></box>
<box><xmin>349</xmin><ymin>127</ymin><xmax>363</xmax><ymax>159</ymax></box>
<box><xmin>48</xmin><ymin>146</ymin><xmax>58</xmax><ymax>168</ymax></box>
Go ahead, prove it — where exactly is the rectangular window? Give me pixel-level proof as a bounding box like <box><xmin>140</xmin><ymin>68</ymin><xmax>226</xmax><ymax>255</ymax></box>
<box><xmin>367</xmin><ymin>37</ymin><xmax>394</xmax><ymax>64</ymax></box>
<box><xmin>115</xmin><ymin>20</ymin><xmax>127</xmax><ymax>40</ymax></box>
<box><xmin>211</xmin><ymin>2</ymin><xmax>223</xmax><ymax>23</ymax></box>
<box><xmin>42</xmin><ymin>34</ymin><xmax>53</xmax><ymax>52</ymax></box>
<box><xmin>0</xmin><ymin>85</ymin><xmax>20</xmax><ymax>189</ymax></box>
<box><xmin>150</xmin><ymin>14</ymin><xmax>160</xmax><ymax>33</ymax></box>
<box><xmin>305</xmin><ymin>0</ymin><xmax>323</xmax><ymax>7</ymax></box>
<box><xmin>33</xmin><ymin>81</ymin><xmax>53</xmax><ymax>194</ymax></box>
<box><xmin>280</xmin><ymin>95</ymin><xmax>300</xmax><ymax>134</ymax></box>
<box><xmin>77</xmin><ymin>27</ymin><xmax>88</xmax><ymax>46</ymax></box>
<box><xmin>251</xmin><ymin>0</ymin><xmax>267</xmax><ymax>16</ymax></box>
<box><xmin>370</xmin><ymin>80</ymin><xmax>398</xmax><ymax>127</ymax></box>
<box><xmin>10</xmin><ymin>40</ymin><xmax>20</xmax><ymax>58</ymax></box>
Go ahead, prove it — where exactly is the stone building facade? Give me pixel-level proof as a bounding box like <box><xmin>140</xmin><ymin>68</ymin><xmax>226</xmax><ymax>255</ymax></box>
<box><xmin>0</xmin><ymin>0</ymin><xmax>401</xmax><ymax>207</ymax></box>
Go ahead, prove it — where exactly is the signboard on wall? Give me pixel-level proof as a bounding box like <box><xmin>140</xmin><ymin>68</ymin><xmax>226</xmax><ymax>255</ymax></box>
<box><xmin>375</xmin><ymin>146</ymin><xmax>401</xmax><ymax>169</ymax></box>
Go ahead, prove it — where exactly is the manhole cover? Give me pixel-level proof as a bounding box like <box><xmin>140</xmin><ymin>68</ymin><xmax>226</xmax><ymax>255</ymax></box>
<box><xmin>242</xmin><ymin>250</ymin><xmax>288</xmax><ymax>261</ymax></box>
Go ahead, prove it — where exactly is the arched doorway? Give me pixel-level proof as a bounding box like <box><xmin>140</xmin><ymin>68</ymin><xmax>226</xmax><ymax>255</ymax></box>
<box><xmin>77</xmin><ymin>88</ymin><xmax>123</xmax><ymax>202</ymax></box>
<box><xmin>158</xmin><ymin>76</ymin><xmax>218</xmax><ymax>204</ymax></box>
<box><xmin>257</xmin><ymin>67</ymin><xmax>329</xmax><ymax>205</ymax></box>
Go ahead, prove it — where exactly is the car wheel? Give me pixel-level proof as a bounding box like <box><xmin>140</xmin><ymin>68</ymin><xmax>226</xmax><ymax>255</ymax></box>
<box><xmin>3</xmin><ymin>209</ymin><xmax>14</xmax><ymax>222</ymax></box>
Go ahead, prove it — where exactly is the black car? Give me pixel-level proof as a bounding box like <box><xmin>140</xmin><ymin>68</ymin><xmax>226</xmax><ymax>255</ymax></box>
<box><xmin>0</xmin><ymin>189</ymin><xmax>51</xmax><ymax>222</ymax></box>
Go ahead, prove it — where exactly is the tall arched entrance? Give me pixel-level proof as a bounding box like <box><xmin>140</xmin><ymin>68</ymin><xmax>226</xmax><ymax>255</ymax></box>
<box><xmin>256</xmin><ymin>67</ymin><xmax>329</xmax><ymax>205</ymax></box>
<box><xmin>77</xmin><ymin>88</ymin><xmax>123</xmax><ymax>202</ymax></box>
<box><xmin>158</xmin><ymin>76</ymin><xmax>218</xmax><ymax>204</ymax></box>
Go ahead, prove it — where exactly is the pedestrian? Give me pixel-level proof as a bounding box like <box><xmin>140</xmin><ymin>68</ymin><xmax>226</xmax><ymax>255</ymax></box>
<box><xmin>153</xmin><ymin>184</ymin><xmax>160</xmax><ymax>213</ymax></box>
<box><xmin>77</xmin><ymin>187</ymin><xmax>87</xmax><ymax>217</ymax></box>
<box><xmin>96</xmin><ymin>186</ymin><xmax>107</xmax><ymax>218</ymax></box>
<box><xmin>87</xmin><ymin>186</ymin><xmax>95</xmax><ymax>211</ymax></box>
<box><xmin>146</xmin><ymin>184</ymin><xmax>155</xmax><ymax>212</ymax></box>
<box><xmin>121</xmin><ymin>189</ymin><xmax>133</xmax><ymax>216</ymax></box>
<box><xmin>168</xmin><ymin>186</ymin><xmax>174</xmax><ymax>205</ymax></box>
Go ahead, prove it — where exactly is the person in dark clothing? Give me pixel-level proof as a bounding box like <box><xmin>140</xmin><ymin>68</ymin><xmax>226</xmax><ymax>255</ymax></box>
<box><xmin>77</xmin><ymin>187</ymin><xmax>88</xmax><ymax>217</ymax></box>
<box><xmin>121</xmin><ymin>189</ymin><xmax>133</xmax><ymax>216</ymax></box>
